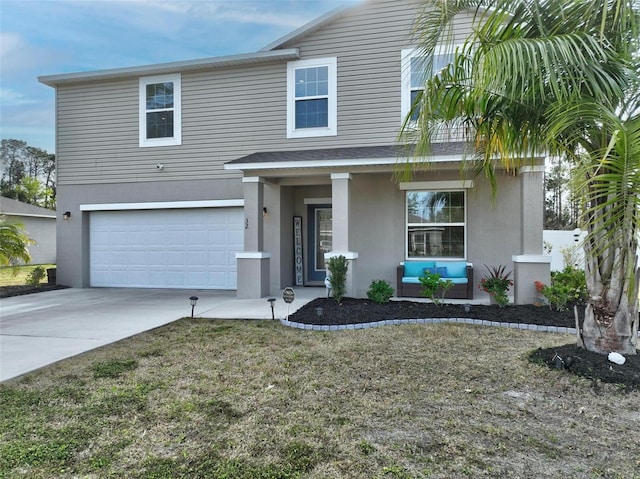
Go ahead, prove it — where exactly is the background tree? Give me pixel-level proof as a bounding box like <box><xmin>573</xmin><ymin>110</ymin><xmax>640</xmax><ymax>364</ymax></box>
<box><xmin>0</xmin><ymin>216</ymin><xmax>33</xmax><ymax>266</ymax></box>
<box><xmin>404</xmin><ymin>0</ymin><xmax>639</xmax><ymax>354</ymax></box>
<box><xmin>1</xmin><ymin>139</ymin><xmax>26</xmax><ymax>190</ymax></box>
<box><xmin>1</xmin><ymin>139</ymin><xmax>56</xmax><ymax>208</ymax></box>
<box><xmin>545</xmin><ymin>156</ymin><xmax>579</xmax><ymax>230</ymax></box>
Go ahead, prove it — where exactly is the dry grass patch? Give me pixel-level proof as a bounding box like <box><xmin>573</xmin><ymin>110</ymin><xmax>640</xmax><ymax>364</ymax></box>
<box><xmin>1</xmin><ymin>319</ymin><xmax>639</xmax><ymax>478</ymax></box>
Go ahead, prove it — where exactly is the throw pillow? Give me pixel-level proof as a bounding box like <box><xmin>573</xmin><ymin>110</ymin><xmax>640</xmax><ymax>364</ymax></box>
<box><xmin>424</xmin><ymin>267</ymin><xmax>448</xmax><ymax>278</ymax></box>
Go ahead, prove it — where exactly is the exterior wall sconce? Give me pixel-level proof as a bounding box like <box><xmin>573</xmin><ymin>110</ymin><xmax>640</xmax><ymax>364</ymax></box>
<box><xmin>63</xmin><ymin>211</ymin><xmax>71</xmax><ymax>220</ymax></box>
<box><xmin>189</xmin><ymin>296</ymin><xmax>199</xmax><ymax>318</ymax></box>
<box><xmin>262</xmin><ymin>207</ymin><xmax>268</xmax><ymax>217</ymax></box>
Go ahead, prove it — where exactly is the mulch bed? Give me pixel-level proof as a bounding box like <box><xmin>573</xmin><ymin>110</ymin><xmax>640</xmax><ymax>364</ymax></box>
<box><xmin>290</xmin><ymin>297</ymin><xmax>640</xmax><ymax>392</ymax></box>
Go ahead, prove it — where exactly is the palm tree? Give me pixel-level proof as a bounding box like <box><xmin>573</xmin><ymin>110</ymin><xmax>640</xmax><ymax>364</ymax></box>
<box><xmin>0</xmin><ymin>216</ymin><xmax>33</xmax><ymax>266</ymax></box>
<box><xmin>403</xmin><ymin>0</ymin><xmax>639</xmax><ymax>354</ymax></box>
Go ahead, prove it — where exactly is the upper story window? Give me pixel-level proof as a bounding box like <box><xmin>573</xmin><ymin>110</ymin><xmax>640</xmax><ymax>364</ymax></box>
<box><xmin>139</xmin><ymin>74</ymin><xmax>181</xmax><ymax>147</ymax></box>
<box><xmin>401</xmin><ymin>47</ymin><xmax>455</xmax><ymax>123</ymax></box>
<box><xmin>287</xmin><ymin>58</ymin><xmax>337</xmax><ymax>138</ymax></box>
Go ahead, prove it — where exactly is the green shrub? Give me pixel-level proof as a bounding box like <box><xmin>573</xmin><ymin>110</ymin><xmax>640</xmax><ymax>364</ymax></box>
<box><xmin>25</xmin><ymin>265</ymin><xmax>46</xmax><ymax>285</ymax></box>
<box><xmin>478</xmin><ymin>265</ymin><xmax>513</xmax><ymax>307</ymax></box>
<box><xmin>367</xmin><ymin>279</ymin><xmax>394</xmax><ymax>304</ymax></box>
<box><xmin>327</xmin><ymin>255</ymin><xmax>348</xmax><ymax>304</ymax></box>
<box><xmin>419</xmin><ymin>272</ymin><xmax>454</xmax><ymax>305</ymax></box>
<box><xmin>540</xmin><ymin>266</ymin><xmax>588</xmax><ymax>311</ymax></box>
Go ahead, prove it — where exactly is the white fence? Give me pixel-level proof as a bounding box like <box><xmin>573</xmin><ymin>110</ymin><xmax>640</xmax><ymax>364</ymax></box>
<box><xmin>542</xmin><ymin>229</ymin><xmax>586</xmax><ymax>271</ymax></box>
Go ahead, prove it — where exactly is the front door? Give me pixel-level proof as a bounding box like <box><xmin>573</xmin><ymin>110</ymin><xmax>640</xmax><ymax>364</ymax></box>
<box><xmin>307</xmin><ymin>205</ymin><xmax>332</xmax><ymax>282</ymax></box>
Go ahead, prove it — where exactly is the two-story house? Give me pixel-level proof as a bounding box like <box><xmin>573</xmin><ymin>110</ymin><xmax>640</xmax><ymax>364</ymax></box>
<box><xmin>39</xmin><ymin>0</ymin><xmax>550</xmax><ymax>303</ymax></box>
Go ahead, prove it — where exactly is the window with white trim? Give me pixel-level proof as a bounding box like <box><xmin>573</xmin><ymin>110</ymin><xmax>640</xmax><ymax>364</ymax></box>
<box><xmin>287</xmin><ymin>58</ymin><xmax>337</xmax><ymax>138</ymax></box>
<box><xmin>139</xmin><ymin>74</ymin><xmax>181</xmax><ymax>147</ymax></box>
<box><xmin>406</xmin><ymin>190</ymin><xmax>465</xmax><ymax>259</ymax></box>
<box><xmin>401</xmin><ymin>47</ymin><xmax>455</xmax><ymax>123</ymax></box>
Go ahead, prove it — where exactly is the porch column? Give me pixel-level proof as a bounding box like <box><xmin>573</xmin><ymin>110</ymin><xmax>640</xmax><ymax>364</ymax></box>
<box><xmin>236</xmin><ymin>176</ymin><xmax>270</xmax><ymax>298</ymax></box>
<box><xmin>329</xmin><ymin>173</ymin><xmax>358</xmax><ymax>297</ymax></box>
<box><xmin>512</xmin><ymin>165</ymin><xmax>550</xmax><ymax>304</ymax></box>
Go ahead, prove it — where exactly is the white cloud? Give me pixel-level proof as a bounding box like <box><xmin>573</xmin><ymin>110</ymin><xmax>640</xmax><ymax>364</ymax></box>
<box><xmin>0</xmin><ymin>88</ymin><xmax>37</xmax><ymax>106</ymax></box>
<box><xmin>120</xmin><ymin>0</ymin><xmax>318</xmax><ymax>28</ymax></box>
<box><xmin>0</xmin><ymin>32</ymin><xmax>32</xmax><ymax>74</ymax></box>
<box><xmin>0</xmin><ymin>32</ymin><xmax>22</xmax><ymax>56</ymax></box>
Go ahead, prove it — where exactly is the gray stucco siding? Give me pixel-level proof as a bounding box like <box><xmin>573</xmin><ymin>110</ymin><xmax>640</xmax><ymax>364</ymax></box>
<box><xmin>348</xmin><ymin>171</ymin><xmax>524</xmax><ymax>297</ymax></box>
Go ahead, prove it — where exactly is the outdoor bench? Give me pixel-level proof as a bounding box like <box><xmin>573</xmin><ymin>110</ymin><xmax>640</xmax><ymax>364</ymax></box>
<box><xmin>397</xmin><ymin>261</ymin><xmax>474</xmax><ymax>299</ymax></box>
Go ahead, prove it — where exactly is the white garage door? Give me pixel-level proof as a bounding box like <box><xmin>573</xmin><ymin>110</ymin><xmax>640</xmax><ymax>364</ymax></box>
<box><xmin>90</xmin><ymin>208</ymin><xmax>243</xmax><ymax>289</ymax></box>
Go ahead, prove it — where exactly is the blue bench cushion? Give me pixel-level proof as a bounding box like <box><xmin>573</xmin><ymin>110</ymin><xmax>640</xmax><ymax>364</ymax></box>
<box><xmin>403</xmin><ymin>261</ymin><xmax>434</xmax><ymax>277</ymax></box>
<box><xmin>435</xmin><ymin>261</ymin><xmax>467</xmax><ymax>278</ymax></box>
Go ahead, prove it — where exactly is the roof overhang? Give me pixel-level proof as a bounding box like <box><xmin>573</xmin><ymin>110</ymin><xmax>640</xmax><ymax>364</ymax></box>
<box><xmin>224</xmin><ymin>144</ymin><xmax>469</xmax><ymax>173</ymax></box>
<box><xmin>224</xmin><ymin>155</ymin><xmax>464</xmax><ymax>172</ymax></box>
<box><xmin>38</xmin><ymin>48</ymin><xmax>300</xmax><ymax>87</ymax></box>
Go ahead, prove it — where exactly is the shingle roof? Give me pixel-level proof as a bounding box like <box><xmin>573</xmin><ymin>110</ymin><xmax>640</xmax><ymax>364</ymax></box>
<box><xmin>0</xmin><ymin>197</ymin><xmax>56</xmax><ymax>218</ymax></box>
<box><xmin>225</xmin><ymin>143</ymin><xmax>468</xmax><ymax>166</ymax></box>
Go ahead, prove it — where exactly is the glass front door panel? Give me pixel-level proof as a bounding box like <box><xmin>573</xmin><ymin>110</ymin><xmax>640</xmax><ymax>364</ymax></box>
<box><xmin>315</xmin><ymin>208</ymin><xmax>332</xmax><ymax>273</ymax></box>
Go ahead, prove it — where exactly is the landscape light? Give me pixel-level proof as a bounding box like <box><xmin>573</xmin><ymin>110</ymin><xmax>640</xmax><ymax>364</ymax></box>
<box><xmin>189</xmin><ymin>296</ymin><xmax>199</xmax><ymax>318</ymax></box>
<box><xmin>268</xmin><ymin>298</ymin><xmax>276</xmax><ymax>320</ymax></box>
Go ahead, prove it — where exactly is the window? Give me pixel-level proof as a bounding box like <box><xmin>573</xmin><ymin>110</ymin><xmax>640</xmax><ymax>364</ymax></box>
<box><xmin>401</xmin><ymin>47</ymin><xmax>455</xmax><ymax>123</ymax></box>
<box><xmin>287</xmin><ymin>58</ymin><xmax>337</xmax><ymax>138</ymax></box>
<box><xmin>139</xmin><ymin>74</ymin><xmax>181</xmax><ymax>147</ymax></box>
<box><xmin>406</xmin><ymin>190</ymin><xmax>465</xmax><ymax>259</ymax></box>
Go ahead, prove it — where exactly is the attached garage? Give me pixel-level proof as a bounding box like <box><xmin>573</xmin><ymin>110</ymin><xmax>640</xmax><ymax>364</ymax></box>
<box><xmin>89</xmin><ymin>207</ymin><xmax>243</xmax><ymax>289</ymax></box>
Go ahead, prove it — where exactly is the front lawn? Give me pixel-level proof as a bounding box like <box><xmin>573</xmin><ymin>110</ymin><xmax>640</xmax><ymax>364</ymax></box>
<box><xmin>0</xmin><ymin>264</ymin><xmax>55</xmax><ymax>286</ymax></box>
<box><xmin>1</xmin><ymin>319</ymin><xmax>638</xmax><ymax>478</ymax></box>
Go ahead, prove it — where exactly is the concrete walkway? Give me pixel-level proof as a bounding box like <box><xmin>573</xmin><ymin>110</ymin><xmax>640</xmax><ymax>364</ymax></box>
<box><xmin>0</xmin><ymin>287</ymin><xmax>321</xmax><ymax>382</ymax></box>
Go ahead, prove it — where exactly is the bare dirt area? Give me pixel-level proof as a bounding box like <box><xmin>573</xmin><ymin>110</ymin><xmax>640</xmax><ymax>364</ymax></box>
<box><xmin>290</xmin><ymin>297</ymin><xmax>640</xmax><ymax>392</ymax></box>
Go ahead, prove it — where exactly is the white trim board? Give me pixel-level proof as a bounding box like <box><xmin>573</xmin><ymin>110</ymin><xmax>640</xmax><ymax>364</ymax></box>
<box><xmin>80</xmin><ymin>199</ymin><xmax>244</xmax><ymax>212</ymax></box>
<box><xmin>225</xmin><ymin>155</ymin><xmax>463</xmax><ymax>171</ymax></box>
<box><xmin>400</xmin><ymin>180</ymin><xmax>474</xmax><ymax>190</ymax></box>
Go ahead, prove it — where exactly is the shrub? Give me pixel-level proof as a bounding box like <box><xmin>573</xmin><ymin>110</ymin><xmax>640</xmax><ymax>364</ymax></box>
<box><xmin>25</xmin><ymin>265</ymin><xmax>46</xmax><ymax>286</ymax></box>
<box><xmin>327</xmin><ymin>255</ymin><xmax>348</xmax><ymax>304</ymax></box>
<box><xmin>539</xmin><ymin>266</ymin><xmax>587</xmax><ymax>311</ymax></box>
<box><xmin>478</xmin><ymin>265</ymin><xmax>513</xmax><ymax>307</ymax></box>
<box><xmin>367</xmin><ymin>279</ymin><xmax>394</xmax><ymax>304</ymax></box>
<box><xmin>419</xmin><ymin>271</ymin><xmax>454</xmax><ymax>305</ymax></box>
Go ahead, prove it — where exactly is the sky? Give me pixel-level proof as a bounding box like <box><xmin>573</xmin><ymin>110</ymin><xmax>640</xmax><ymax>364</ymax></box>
<box><xmin>0</xmin><ymin>0</ymin><xmax>360</xmax><ymax>154</ymax></box>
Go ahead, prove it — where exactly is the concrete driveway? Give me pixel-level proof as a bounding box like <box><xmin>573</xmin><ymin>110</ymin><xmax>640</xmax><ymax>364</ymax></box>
<box><xmin>0</xmin><ymin>287</ymin><xmax>319</xmax><ymax>382</ymax></box>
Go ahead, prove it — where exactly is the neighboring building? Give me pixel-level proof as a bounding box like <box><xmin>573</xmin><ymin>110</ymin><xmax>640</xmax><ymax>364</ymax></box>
<box><xmin>0</xmin><ymin>197</ymin><xmax>56</xmax><ymax>264</ymax></box>
<box><xmin>38</xmin><ymin>0</ymin><xmax>549</xmax><ymax>303</ymax></box>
